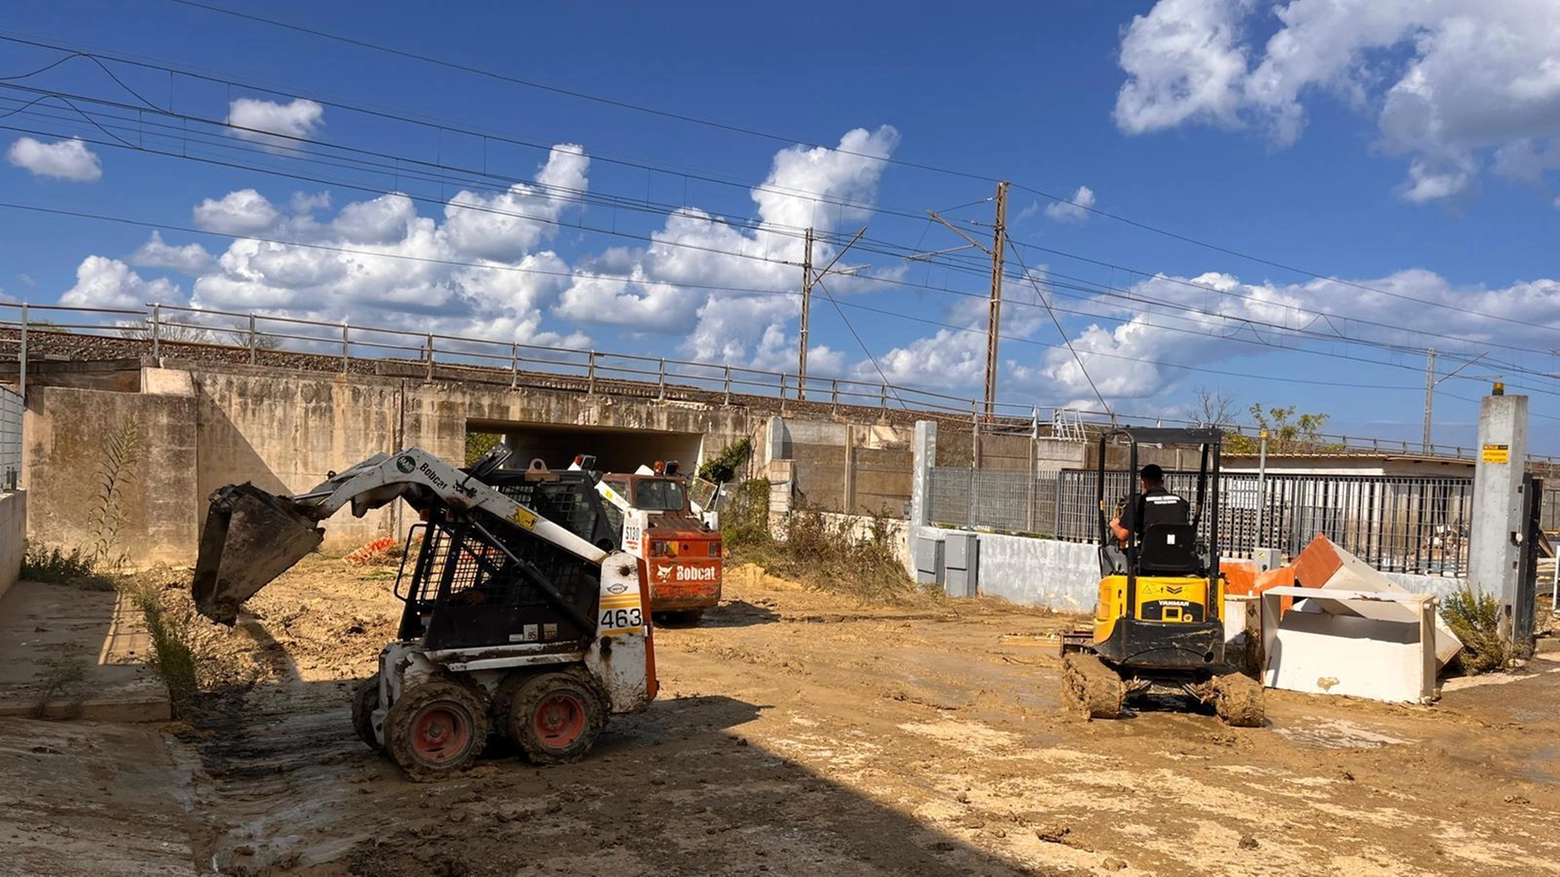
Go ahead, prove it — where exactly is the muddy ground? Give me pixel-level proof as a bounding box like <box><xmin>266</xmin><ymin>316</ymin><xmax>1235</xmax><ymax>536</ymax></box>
<box><xmin>6</xmin><ymin>559</ymin><xmax>1560</xmax><ymax>876</ymax></box>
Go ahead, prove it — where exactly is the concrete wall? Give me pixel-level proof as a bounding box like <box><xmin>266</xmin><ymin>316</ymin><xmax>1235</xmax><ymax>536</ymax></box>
<box><xmin>768</xmin><ymin>419</ymin><xmax>913</xmax><ymax>515</ymax></box>
<box><xmin>921</xmin><ymin>526</ymin><xmax>1099</xmax><ymax>611</ymax></box>
<box><xmin>0</xmin><ymin>491</ymin><xmax>24</xmax><ymax>601</ymax></box>
<box><xmin>25</xmin><ymin>361</ymin><xmax>923</xmax><ymax>563</ymax></box>
<box><xmin>25</xmin><ymin>384</ymin><xmax>199</xmax><ymax>565</ymax></box>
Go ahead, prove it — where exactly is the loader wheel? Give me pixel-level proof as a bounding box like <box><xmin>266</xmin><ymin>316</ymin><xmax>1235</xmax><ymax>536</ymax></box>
<box><xmin>1210</xmin><ymin>671</ymin><xmax>1266</xmax><ymax>728</ymax></box>
<box><xmin>351</xmin><ymin>673</ymin><xmax>382</xmax><ymax>750</ymax></box>
<box><xmin>384</xmin><ymin>680</ymin><xmax>488</xmax><ymax>782</ymax></box>
<box><xmin>507</xmin><ymin>670</ymin><xmax>606</xmax><ymax>765</ymax></box>
<box><xmin>1061</xmin><ymin>652</ymin><xmax>1126</xmax><ymax>720</ymax></box>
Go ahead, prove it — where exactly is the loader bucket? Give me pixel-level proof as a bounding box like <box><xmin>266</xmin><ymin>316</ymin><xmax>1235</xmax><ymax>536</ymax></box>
<box><xmin>192</xmin><ymin>483</ymin><xmax>324</xmax><ymax>624</ymax></box>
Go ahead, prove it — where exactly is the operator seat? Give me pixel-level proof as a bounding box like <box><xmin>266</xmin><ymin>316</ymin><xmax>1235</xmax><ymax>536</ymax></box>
<box><xmin>1136</xmin><ymin>523</ymin><xmax>1201</xmax><ymax>576</ymax></box>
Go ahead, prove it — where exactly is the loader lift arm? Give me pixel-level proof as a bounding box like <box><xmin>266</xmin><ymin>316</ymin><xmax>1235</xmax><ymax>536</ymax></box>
<box><xmin>192</xmin><ymin>445</ymin><xmax>607</xmax><ymax>623</ymax></box>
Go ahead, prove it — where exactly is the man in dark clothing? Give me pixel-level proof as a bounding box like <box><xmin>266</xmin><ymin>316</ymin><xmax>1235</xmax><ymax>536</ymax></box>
<box><xmin>1109</xmin><ymin>463</ymin><xmax>1190</xmax><ymax>544</ymax></box>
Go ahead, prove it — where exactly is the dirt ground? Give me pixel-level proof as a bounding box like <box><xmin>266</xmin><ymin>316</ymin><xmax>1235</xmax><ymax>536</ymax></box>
<box><xmin>6</xmin><ymin>558</ymin><xmax>1560</xmax><ymax>877</ymax></box>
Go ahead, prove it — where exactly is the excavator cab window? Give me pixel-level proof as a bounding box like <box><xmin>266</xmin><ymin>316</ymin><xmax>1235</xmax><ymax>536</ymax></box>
<box><xmin>632</xmin><ymin>478</ymin><xmax>687</xmax><ymax>513</ymax></box>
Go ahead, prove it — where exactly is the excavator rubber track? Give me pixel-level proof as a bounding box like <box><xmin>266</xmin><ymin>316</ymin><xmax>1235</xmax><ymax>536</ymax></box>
<box><xmin>1191</xmin><ymin>671</ymin><xmax>1267</xmax><ymax>728</ymax></box>
<box><xmin>1061</xmin><ymin>652</ymin><xmax>1126</xmax><ymax>720</ymax></box>
<box><xmin>192</xmin><ymin>483</ymin><xmax>324</xmax><ymax>624</ymax></box>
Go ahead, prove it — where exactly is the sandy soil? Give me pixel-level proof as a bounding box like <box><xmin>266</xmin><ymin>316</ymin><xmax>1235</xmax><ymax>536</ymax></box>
<box><xmin>9</xmin><ymin>558</ymin><xmax>1560</xmax><ymax>876</ymax></box>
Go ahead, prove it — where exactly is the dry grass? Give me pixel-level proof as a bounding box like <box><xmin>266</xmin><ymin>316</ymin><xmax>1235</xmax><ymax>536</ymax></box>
<box><xmin>726</xmin><ymin>479</ymin><xmax>913</xmax><ymax>601</ymax></box>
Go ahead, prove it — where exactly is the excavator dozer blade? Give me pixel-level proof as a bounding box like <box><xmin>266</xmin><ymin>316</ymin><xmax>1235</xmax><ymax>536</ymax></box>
<box><xmin>192</xmin><ymin>483</ymin><xmax>324</xmax><ymax>624</ymax></box>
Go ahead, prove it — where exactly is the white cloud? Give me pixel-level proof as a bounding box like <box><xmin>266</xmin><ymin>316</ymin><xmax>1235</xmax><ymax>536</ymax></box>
<box><xmin>332</xmin><ymin>192</ymin><xmax>416</xmax><ymax>244</ymax></box>
<box><xmin>181</xmin><ymin>145</ymin><xmax>595</xmax><ymax>347</ymax></box>
<box><xmin>443</xmin><ymin>144</ymin><xmax>588</xmax><ymax>260</ymax></box>
<box><xmin>290</xmin><ymin>190</ymin><xmax>332</xmax><ymax>215</ymax></box>
<box><xmin>554</xmin><ymin>126</ymin><xmax>901</xmax><ymax>366</ymax></box>
<box><xmin>5</xmin><ymin>136</ymin><xmax>102</xmax><ymax>182</ymax></box>
<box><xmin>1044</xmin><ymin>186</ymin><xmax>1097</xmax><ymax>222</ymax></box>
<box><xmin>59</xmin><ymin>256</ymin><xmax>180</xmax><ymax>309</ymax></box>
<box><xmin>131</xmin><ymin>231</ymin><xmax>213</xmax><ymax>275</ymax></box>
<box><xmin>1114</xmin><ymin>0</ymin><xmax>1560</xmax><ymax>202</ymax></box>
<box><xmin>193</xmin><ymin>189</ymin><xmax>281</xmax><ymax>235</ymax></box>
<box><xmin>1004</xmin><ymin>267</ymin><xmax>1560</xmax><ymax>406</ymax></box>
<box><xmin>227</xmin><ymin>97</ymin><xmax>325</xmax><ymax>149</ymax></box>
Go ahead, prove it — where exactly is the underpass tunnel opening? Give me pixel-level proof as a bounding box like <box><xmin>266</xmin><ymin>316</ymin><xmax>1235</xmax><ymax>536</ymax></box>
<box><xmin>468</xmin><ymin>420</ymin><xmax>706</xmax><ymax>476</ymax></box>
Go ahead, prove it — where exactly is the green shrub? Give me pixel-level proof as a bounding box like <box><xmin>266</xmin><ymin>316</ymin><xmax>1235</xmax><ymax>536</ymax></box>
<box><xmin>21</xmin><ymin>543</ymin><xmax>115</xmax><ymax>589</ymax></box>
<box><xmin>1441</xmin><ymin>582</ymin><xmax>1515</xmax><ymax>674</ymax></box>
<box><xmin>698</xmin><ymin>437</ymin><xmax>753</xmax><ymax>484</ymax></box>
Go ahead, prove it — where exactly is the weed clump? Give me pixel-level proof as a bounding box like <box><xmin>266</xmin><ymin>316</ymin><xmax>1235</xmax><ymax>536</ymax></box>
<box><xmin>124</xmin><ymin>575</ymin><xmax>199</xmax><ymax>715</ymax></box>
<box><xmin>1442</xmin><ymin>582</ymin><xmax>1517</xmax><ymax>674</ymax></box>
<box><xmin>20</xmin><ymin>542</ymin><xmax>116</xmax><ymax>590</ymax></box>
<box><xmin>725</xmin><ymin>478</ymin><xmax>911</xmax><ymax>599</ymax></box>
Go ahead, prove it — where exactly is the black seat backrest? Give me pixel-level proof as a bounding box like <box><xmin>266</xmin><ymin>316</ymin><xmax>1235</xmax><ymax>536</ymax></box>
<box><xmin>1138</xmin><ymin>523</ymin><xmax>1199</xmax><ymax>575</ymax></box>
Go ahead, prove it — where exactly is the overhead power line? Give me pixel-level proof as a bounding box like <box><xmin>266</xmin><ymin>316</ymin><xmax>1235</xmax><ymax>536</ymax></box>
<box><xmin>2</xmin><ymin>39</ymin><xmax>1555</xmax><ymax>370</ymax></box>
<box><xmin>147</xmin><ymin>4</ymin><xmax>1560</xmax><ymax>335</ymax></box>
<box><xmin>1</xmin><ymin>198</ymin><xmax>1483</xmax><ymax>395</ymax></box>
<box><xmin>6</xmin><ymin>90</ymin><xmax>1559</xmax><ymax>394</ymax></box>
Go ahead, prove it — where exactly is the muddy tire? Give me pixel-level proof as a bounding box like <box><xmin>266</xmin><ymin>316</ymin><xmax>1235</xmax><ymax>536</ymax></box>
<box><xmin>384</xmin><ymin>679</ymin><xmax>489</xmax><ymax>782</ymax></box>
<box><xmin>507</xmin><ymin>670</ymin><xmax>606</xmax><ymax>765</ymax></box>
<box><xmin>1061</xmin><ymin>653</ymin><xmax>1125</xmax><ymax>720</ymax></box>
<box><xmin>1210</xmin><ymin>671</ymin><xmax>1265</xmax><ymax>728</ymax></box>
<box><xmin>351</xmin><ymin>673</ymin><xmax>382</xmax><ymax>750</ymax></box>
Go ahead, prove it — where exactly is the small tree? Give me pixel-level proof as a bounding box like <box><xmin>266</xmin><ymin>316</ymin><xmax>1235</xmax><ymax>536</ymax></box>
<box><xmin>1227</xmin><ymin>403</ymin><xmax>1333</xmax><ymax>454</ymax></box>
<box><xmin>1191</xmin><ymin>387</ymin><xmax>1239</xmax><ymax>429</ymax></box>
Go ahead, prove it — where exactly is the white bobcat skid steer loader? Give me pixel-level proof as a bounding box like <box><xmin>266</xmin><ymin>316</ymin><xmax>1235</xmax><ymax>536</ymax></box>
<box><xmin>192</xmin><ymin>445</ymin><xmax>657</xmax><ymax>781</ymax></box>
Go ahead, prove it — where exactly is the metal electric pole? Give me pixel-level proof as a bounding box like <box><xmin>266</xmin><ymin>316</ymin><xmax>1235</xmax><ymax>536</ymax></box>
<box><xmin>919</xmin><ymin>182</ymin><xmax>1009</xmax><ymax>420</ymax></box>
<box><xmin>799</xmin><ymin>226</ymin><xmax>814</xmax><ymax>400</ymax></box>
<box><xmin>984</xmin><ymin>181</ymin><xmax>1009</xmax><ymax>420</ymax></box>
<box><xmin>795</xmin><ymin>226</ymin><xmax>866</xmax><ymax>402</ymax></box>
<box><xmin>1422</xmin><ymin>349</ymin><xmax>1488</xmax><ymax>454</ymax></box>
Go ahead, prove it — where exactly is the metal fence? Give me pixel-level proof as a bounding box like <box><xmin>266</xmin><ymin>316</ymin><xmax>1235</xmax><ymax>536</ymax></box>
<box><xmin>0</xmin><ymin>385</ymin><xmax>19</xmax><ymax>491</ymax></box>
<box><xmin>928</xmin><ymin>468</ymin><xmax>1059</xmax><ymax>535</ymax></box>
<box><xmin>929</xmin><ymin>467</ymin><xmax>1475</xmax><ymax>575</ymax></box>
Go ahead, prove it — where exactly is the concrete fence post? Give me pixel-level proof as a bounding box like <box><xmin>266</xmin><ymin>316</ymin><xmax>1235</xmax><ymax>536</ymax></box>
<box><xmin>151</xmin><ymin>303</ymin><xmax>161</xmax><ymax>359</ymax></box>
<box><xmin>340</xmin><ymin>320</ymin><xmax>350</xmax><ymax>373</ymax></box>
<box><xmin>831</xmin><ymin>379</ymin><xmax>838</xmax><ymax>414</ymax></box>
<box><xmin>908</xmin><ymin>420</ymin><xmax>938</xmax><ymax>575</ymax></box>
<box><xmin>778</xmin><ymin>372</ymin><xmax>786</xmax><ymax>400</ymax></box>
<box><xmin>18</xmin><ymin>303</ymin><xmax>27</xmax><ymax>402</ymax></box>
<box><xmin>657</xmin><ymin>358</ymin><xmax>666</xmax><ymax>400</ymax></box>
<box><xmin>587</xmin><ymin>351</ymin><xmax>597</xmax><ymax>395</ymax></box>
<box><xmin>511</xmin><ymin>342</ymin><xmax>519</xmax><ymax>389</ymax></box>
<box><xmin>247</xmin><ymin>313</ymin><xmax>257</xmax><ymax>364</ymax></box>
<box><xmin>425</xmin><ymin>333</ymin><xmax>434</xmax><ymax>382</ymax></box>
<box><xmin>723</xmin><ymin>366</ymin><xmax>731</xmax><ymax>406</ymax></box>
<box><xmin>879</xmin><ymin>384</ymin><xmax>887</xmax><ymax>411</ymax></box>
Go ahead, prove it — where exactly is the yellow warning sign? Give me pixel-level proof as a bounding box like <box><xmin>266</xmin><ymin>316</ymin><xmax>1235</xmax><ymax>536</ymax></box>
<box><xmin>1482</xmin><ymin>444</ymin><xmax>1510</xmax><ymax>464</ymax></box>
<box><xmin>510</xmin><ymin>507</ymin><xmax>538</xmax><ymax>530</ymax></box>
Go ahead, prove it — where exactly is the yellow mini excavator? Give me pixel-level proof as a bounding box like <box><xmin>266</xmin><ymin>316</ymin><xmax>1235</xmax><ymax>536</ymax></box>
<box><xmin>1060</xmin><ymin>427</ymin><xmax>1264</xmax><ymax>726</ymax></box>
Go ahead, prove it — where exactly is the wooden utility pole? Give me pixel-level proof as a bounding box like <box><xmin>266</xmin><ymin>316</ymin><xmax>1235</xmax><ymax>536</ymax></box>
<box><xmin>799</xmin><ymin>226</ymin><xmax>814</xmax><ymax>401</ymax></box>
<box><xmin>984</xmin><ymin>181</ymin><xmax>1009</xmax><ymax>420</ymax></box>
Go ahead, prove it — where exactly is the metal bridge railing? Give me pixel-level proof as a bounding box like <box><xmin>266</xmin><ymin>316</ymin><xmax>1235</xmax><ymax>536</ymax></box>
<box><xmin>1</xmin><ymin>300</ymin><xmax>1557</xmax><ymax>469</ymax></box>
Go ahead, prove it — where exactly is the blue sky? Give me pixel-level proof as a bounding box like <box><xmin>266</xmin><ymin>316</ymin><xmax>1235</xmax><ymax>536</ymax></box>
<box><xmin>3</xmin><ymin>0</ymin><xmax>1559</xmax><ymax>450</ymax></box>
